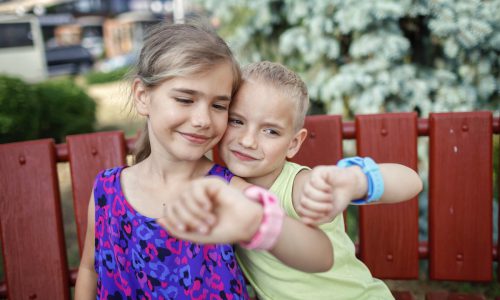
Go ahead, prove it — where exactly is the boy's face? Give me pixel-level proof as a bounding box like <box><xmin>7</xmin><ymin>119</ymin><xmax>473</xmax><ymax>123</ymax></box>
<box><xmin>220</xmin><ymin>79</ymin><xmax>306</xmax><ymax>188</ymax></box>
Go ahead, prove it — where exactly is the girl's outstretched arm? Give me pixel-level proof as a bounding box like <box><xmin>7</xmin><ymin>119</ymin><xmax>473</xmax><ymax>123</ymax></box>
<box><xmin>74</xmin><ymin>195</ymin><xmax>97</xmax><ymax>300</ymax></box>
<box><xmin>157</xmin><ymin>177</ymin><xmax>333</xmax><ymax>273</ymax></box>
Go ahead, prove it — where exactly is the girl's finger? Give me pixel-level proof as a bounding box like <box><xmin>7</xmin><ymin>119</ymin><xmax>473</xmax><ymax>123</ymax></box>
<box><xmin>172</xmin><ymin>198</ymin><xmax>207</xmax><ymax>233</ymax></box>
<box><xmin>184</xmin><ymin>189</ymin><xmax>216</xmax><ymax>227</ymax></box>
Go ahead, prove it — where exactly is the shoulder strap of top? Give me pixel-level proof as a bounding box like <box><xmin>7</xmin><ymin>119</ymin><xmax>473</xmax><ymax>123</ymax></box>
<box><xmin>207</xmin><ymin>164</ymin><xmax>234</xmax><ymax>183</ymax></box>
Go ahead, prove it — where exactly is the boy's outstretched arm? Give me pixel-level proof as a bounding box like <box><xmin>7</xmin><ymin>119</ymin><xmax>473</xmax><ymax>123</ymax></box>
<box><xmin>294</xmin><ymin>162</ymin><xmax>423</xmax><ymax>225</ymax></box>
<box><xmin>157</xmin><ymin>177</ymin><xmax>333</xmax><ymax>273</ymax></box>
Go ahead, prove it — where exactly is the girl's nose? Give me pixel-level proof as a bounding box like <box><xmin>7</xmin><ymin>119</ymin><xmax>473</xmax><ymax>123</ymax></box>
<box><xmin>191</xmin><ymin>106</ymin><xmax>211</xmax><ymax>128</ymax></box>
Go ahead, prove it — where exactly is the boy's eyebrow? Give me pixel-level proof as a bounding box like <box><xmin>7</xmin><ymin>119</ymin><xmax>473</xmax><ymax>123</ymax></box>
<box><xmin>262</xmin><ymin>121</ymin><xmax>286</xmax><ymax>130</ymax></box>
<box><xmin>172</xmin><ymin>88</ymin><xmax>231</xmax><ymax>101</ymax></box>
<box><xmin>230</xmin><ymin>110</ymin><xmax>286</xmax><ymax>130</ymax></box>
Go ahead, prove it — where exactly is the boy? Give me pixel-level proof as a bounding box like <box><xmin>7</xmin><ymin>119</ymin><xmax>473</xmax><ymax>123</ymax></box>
<box><xmin>161</xmin><ymin>61</ymin><xmax>422</xmax><ymax>299</ymax></box>
<box><xmin>218</xmin><ymin>61</ymin><xmax>422</xmax><ymax>299</ymax></box>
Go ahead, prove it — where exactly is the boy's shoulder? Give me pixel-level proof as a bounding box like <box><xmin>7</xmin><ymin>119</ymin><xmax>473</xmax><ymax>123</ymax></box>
<box><xmin>275</xmin><ymin>161</ymin><xmax>310</xmax><ymax>188</ymax></box>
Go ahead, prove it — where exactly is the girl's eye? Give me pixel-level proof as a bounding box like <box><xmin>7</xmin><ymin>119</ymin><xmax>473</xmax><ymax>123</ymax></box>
<box><xmin>264</xmin><ymin>128</ymin><xmax>280</xmax><ymax>136</ymax></box>
<box><xmin>229</xmin><ymin>118</ymin><xmax>243</xmax><ymax>126</ymax></box>
<box><xmin>175</xmin><ymin>98</ymin><xmax>193</xmax><ymax>104</ymax></box>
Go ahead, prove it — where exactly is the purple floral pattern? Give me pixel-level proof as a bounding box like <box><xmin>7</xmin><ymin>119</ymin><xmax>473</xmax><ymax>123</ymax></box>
<box><xmin>93</xmin><ymin>165</ymin><xmax>248</xmax><ymax>300</ymax></box>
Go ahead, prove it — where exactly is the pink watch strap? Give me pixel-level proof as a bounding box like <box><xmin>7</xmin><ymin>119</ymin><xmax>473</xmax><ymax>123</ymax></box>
<box><xmin>240</xmin><ymin>186</ymin><xmax>285</xmax><ymax>251</ymax></box>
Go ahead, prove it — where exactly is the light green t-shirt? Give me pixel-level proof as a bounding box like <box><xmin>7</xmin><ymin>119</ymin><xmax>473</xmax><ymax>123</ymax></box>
<box><xmin>235</xmin><ymin>161</ymin><xmax>394</xmax><ymax>300</ymax></box>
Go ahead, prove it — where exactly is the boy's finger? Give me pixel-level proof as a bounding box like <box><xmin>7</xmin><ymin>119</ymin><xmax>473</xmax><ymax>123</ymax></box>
<box><xmin>297</xmin><ymin>202</ymin><xmax>330</xmax><ymax>219</ymax></box>
<box><xmin>308</xmin><ymin>175</ymin><xmax>332</xmax><ymax>192</ymax></box>
<box><xmin>302</xmin><ymin>185</ymin><xmax>332</xmax><ymax>204</ymax></box>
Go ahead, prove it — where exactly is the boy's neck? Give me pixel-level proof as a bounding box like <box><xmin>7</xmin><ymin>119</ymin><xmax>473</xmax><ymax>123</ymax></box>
<box><xmin>243</xmin><ymin>164</ymin><xmax>285</xmax><ymax>190</ymax></box>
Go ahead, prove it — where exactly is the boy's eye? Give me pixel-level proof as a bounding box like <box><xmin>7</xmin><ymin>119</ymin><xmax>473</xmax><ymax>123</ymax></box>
<box><xmin>175</xmin><ymin>97</ymin><xmax>193</xmax><ymax>104</ymax></box>
<box><xmin>213</xmin><ymin>103</ymin><xmax>228</xmax><ymax>111</ymax></box>
<box><xmin>263</xmin><ymin>128</ymin><xmax>280</xmax><ymax>136</ymax></box>
<box><xmin>229</xmin><ymin>118</ymin><xmax>243</xmax><ymax>126</ymax></box>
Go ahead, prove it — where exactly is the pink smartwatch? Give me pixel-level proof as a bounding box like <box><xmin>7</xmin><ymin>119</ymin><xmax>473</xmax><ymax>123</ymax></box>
<box><xmin>240</xmin><ymin>186</ymin><xmax>285</xmax><ymax>251</ymax></box>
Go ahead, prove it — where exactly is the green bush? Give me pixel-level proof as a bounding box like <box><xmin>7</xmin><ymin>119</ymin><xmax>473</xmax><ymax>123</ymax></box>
<box><xmin>85</xmin><ymin>66</ymin><xmax>130</xmax><ymax>85</ymax></box>
<box><xmin>0</xmin><ymin>75</ymin><xmax>40</xmax><ymax>143</ymax></box>
<box><xmin>35</xmin><ymin>79</ymin><xmax>96</xmax><ymax>143</ymax></box>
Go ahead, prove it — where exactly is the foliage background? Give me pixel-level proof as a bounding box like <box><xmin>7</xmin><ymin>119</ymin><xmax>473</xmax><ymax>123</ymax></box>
<box><xmin>199</xmin><ymin>0</ymin><xmax>499</xmax><ymax>117</ymax></box>
<box><xmin>0</xmin><ymin>75</ymin><xmax>96</xmax><ymax>143</ymax></box>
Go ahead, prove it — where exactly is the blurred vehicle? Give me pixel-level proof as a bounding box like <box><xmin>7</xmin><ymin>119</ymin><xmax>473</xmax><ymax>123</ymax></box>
<box><xmin>45</xmin><ymin>44</ymin><xmax>94</xmax><ymax>76</ymax></box>
<box><xmin>81</xmin><ymin>35</ymin><xmax>104</xmax><ymax>58</ymax></box>
<box><xmin>0</xmin><ymin>14</ymin><xmax>47</xmax><ymax>82</ymax></box>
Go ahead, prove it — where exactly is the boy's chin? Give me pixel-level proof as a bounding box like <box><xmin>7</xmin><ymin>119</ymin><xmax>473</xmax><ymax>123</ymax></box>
<box><xmin>225</xmin><ymin>163</ymin><xmax>259</xmax><ymax>178</ymax></box>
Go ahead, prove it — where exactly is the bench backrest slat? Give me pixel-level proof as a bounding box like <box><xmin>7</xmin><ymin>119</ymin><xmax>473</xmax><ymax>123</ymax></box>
<box><xmin>290</xmin><ymin>114</ymin><xmax>343</xmax><ymax>167</ymax></box>
<box><xmin>429</xmin><ymin>111</ymin><xmax>493</xmax><ymax>281</ymax></box>
<box><xmin>0</xmin><ymin>139</ymin><xmax>69</xmax><ymax>300</ymax></box>
<box><xmin>356</xmin><ymin>112</ymin><xmax>420</xmax><ymax>279</ymax></box>
<box><xmin>67</xmin><ymin>131</ymin><xmax>127</xmax><ymax>252</ymax></box>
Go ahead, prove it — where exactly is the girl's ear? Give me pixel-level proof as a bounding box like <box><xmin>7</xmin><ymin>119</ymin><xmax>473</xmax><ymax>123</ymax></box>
<box><xmin>133</xmin><ymin>78</ymin><xmax>149</xmax><ymax>116</ymax></box>
<box><xmin>286</xmin><ymin>128</ymin><xmax>308</xmax><ymax>159</ymax></box>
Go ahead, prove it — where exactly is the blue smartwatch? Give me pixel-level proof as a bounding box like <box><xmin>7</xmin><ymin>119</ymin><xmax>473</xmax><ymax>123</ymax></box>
<box><xmin>337</xmin><ymin>156</ymin><xmax>384</xmax><ymax>204</ymax></box>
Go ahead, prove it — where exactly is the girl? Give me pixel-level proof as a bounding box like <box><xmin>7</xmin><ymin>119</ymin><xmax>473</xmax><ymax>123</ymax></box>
<box><xmin>75</xmin><ymin>22</ymin><xmax>333</xmax><ymax>300</ymax></box>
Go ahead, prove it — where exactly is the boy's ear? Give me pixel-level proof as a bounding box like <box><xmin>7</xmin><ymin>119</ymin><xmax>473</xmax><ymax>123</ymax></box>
<box><xmin>133</xmin><ymin>78</ymin><xmax>149</xmax><ymax>116</ymax></box>
<box><xmin>286</xmin><ymin>128</ymin><xmax>308</xmax><ymax>159</ymax></box>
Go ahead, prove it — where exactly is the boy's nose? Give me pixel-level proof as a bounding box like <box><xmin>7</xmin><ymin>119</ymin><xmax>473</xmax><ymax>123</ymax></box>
<box><xmin>239</xmin><ymin>131</ymin><xmax>257</xmax><ymax>149</ymax></box>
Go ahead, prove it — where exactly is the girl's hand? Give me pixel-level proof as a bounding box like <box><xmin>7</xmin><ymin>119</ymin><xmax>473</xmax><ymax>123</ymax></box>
<box><xmin>298</xmin><ymin>165</ymin><xmax>366</xmax><ymax>225</ymax></box>
<box><xmin>157</xmin><ymin>177</ymin><xmax>262</xmax><ymax>244</ymax></box>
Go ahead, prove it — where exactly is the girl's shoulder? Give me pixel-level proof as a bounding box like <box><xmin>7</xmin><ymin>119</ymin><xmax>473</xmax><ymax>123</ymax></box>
<box><xmin>207</xmin><ymin>163</ymin><xmax>234</xmax><ymax>183</ymax></box>
<box><xmin>99</xmin><ymin>166</ymin><xmax>126</xmax><ymax>178</ymax></box>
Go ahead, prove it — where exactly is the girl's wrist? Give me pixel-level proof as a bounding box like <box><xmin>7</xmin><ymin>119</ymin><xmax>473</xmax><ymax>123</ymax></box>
<box><xmin>239</xmin><ymin>186</ymin><xmax>285</xmax><ymax>250</ymax></box>
<box><xmin>240</xmin><ymin>201</ymin><xmax>264</xmax><ymax>243</ymax></box>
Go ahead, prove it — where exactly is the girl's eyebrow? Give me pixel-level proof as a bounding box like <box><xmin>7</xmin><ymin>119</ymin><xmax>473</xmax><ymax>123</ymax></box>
<box><xmin>172</xmin><ymin>88</ymin><xmax>231</xmax><ymax>101</ymax></box>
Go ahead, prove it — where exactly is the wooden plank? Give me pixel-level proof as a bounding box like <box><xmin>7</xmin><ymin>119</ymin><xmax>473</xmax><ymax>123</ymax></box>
<box><xmin>392</xmin><ymin>291</ymin><xmax>416</xmax><ymax>300</ymax></box>
<box><xmin>289</xmin><ymin>114</ymin><xmax>343</xmax><ymax>167</ymax></box>
<box><xmin>356</xmin><ymin>112</ymin><xmax>419</xmax><ymax>279</ymax></box>
<box><xmin>0</xmin><ymin>139</ymin><xmax>69</xmax><ymax>300</ymax></box>
<box><xmin>426</xmin><ymin>291</ymin><xmax>486</xmax><ymax>300</ymax></box>
<box><xmin>429</xmin><ymin>111</ymin><xmax>492</xmax><ymax>281</ymax></box>
<box><xmin>66</xmin><ymin>131</ymin><xmax>127</xmax><ymax>253</ymax></box>
<box><xmin>496</xmin><ymin>132</ymin><xmax>500</xmax><ymax>280</ymax></box>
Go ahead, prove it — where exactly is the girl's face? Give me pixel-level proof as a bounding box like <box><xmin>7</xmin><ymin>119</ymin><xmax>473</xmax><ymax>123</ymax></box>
<box><xmin>135</xmin><ymin>62</ymin><xmax>234</xmax><ymax>162</ymax></box>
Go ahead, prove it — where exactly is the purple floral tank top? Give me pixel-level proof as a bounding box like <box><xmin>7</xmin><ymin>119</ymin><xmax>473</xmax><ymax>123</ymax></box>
<box><xmin>93</xmin><ymin>164</ymin><xmax>249</xmax><ymax>299</ymax></box>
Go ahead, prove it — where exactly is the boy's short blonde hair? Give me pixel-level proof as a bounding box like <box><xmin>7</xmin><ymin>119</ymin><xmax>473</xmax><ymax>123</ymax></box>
<box><xmin>242</xmin><ymin>61</ymin><xmax>309</xmax><ymax>131</ymax></box>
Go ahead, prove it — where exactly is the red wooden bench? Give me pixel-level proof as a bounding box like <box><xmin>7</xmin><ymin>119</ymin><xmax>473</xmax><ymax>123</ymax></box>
<box><xmin>0</xmin><ymin>111</ymin><xmax>498</xmax><ymax>299</ymax></box>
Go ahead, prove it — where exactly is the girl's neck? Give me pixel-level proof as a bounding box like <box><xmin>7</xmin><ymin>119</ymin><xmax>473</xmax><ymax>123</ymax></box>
<box><xmin>137</xmin><ymin>154</ymin><xmax>212</xmax><ymax>184</ymax></box>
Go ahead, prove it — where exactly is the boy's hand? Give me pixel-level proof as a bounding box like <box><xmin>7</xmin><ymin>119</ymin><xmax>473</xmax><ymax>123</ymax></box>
<box><xmin>298</xmin><ymin>165</ymin><xmax>365</xmax><ymax>225</ymax></box>
<box><xmin>157</xmin><ymin>177</ymin><xmax>262</xmax><ymax>244</ymax></box>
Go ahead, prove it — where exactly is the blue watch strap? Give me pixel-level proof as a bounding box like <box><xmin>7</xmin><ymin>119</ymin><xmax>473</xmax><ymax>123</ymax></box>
<box><xmin>337</xmin><ymin>156</ymin><xmax>384</xmax><ymax>204</ymax></box>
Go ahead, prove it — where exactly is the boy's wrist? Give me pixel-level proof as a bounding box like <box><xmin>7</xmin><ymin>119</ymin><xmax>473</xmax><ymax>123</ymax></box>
<box><xmin>337</xmin><ymin>157</ymin><xmax>384</xmax><ymax>204</ymax></box>
<box><xmin>349</xmin><ymin>165</ymin><xmax>368</xmax><ymax>199</ymax></box>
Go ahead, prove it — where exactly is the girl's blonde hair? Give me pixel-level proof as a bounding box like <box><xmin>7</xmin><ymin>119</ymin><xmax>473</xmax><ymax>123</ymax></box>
<box><xmin>131</xmin><ymin>22</ymin><xmax>241</xmax><ymax>163</ymax></box>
